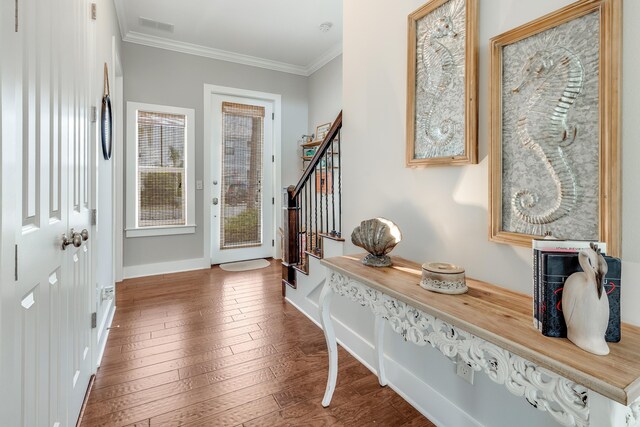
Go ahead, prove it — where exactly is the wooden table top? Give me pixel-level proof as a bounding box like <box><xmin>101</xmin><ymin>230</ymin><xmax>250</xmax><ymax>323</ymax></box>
<box><xmin>321</xmin><ymin>254</ymin><xmax>640</xmax><ymax>405</ymax></box>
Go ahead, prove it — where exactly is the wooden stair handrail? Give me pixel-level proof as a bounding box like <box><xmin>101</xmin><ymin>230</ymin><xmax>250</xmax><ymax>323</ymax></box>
<box><xmin>282</xmin><ymin>110</ymin><xmax>342</xmax><ymax>294</ymax></box>
<box><xmin>292</xmin><ymin>111</ymin><xmax>342</xmax><ymax>197</ymax></box>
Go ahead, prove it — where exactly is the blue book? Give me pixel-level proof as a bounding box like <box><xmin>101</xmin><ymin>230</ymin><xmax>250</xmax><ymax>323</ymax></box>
<box><xmin>541</xmin><ymin>252</ymin><xmax>621</xmax><ymax>342</ymax></box>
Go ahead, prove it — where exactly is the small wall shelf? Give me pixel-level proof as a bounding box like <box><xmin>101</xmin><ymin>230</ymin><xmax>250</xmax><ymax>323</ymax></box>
<box><xmin>301</xmin><ymin>140</ymin><xmax>322</xmax><ymax>148</ymax></box>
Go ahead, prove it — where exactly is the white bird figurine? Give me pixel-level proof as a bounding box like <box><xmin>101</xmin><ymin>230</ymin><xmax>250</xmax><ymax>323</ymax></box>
<box><xmin>562</xmin><ymin>243</ymin><xmax>610</xmax><ymax>355</ymax></box>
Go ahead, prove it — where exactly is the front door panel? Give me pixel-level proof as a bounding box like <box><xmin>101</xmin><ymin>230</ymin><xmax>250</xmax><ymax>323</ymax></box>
<box><xmin>210</xmin><ymin>95</ymin><xmax>274</xmax><ymax>264</ymax></box>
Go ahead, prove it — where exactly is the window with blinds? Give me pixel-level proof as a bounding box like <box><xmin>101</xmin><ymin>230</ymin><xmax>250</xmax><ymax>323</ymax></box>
<box><xmin>137</xmin><ymin>111</ymin><xmax>186</xmax><ymax>227</ymax></box>
<box><xmin>220</xmin><ymin>102</ymin><xmax>265</xmax><ymax>249</ymax></box>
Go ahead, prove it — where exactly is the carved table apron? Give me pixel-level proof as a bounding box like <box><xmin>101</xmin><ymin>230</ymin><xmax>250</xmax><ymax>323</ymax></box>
<box><xmin>319</xmin><ymin>268</ymin><xmax>640</xmax><ymax>427</ymax></box>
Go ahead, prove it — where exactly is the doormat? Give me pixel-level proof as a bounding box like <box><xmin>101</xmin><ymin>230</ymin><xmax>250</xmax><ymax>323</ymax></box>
<box><xmin>219</xmin><ymin>259</ymin><xmax>270</xmax><ymax>272</ymax></box>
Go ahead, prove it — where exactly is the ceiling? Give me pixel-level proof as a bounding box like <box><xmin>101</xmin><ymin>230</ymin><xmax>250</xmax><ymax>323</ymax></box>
<box><xmin>113</xmin><ymin>0</ymin><xmax>343</xmax><ymax>76</ymax></box>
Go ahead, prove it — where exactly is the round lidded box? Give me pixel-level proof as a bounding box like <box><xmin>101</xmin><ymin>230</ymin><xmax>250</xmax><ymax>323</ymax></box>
<box><xmin>420</xmin><ymin>262</ymin><xmax>468</xmax><ymax>295</ymax></box>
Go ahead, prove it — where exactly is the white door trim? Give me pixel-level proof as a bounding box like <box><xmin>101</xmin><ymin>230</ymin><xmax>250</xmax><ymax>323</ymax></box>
<box><xmin>114</xmin><ymin>39</ymin><xmax>125</xmax><ymax>283</ymax></box>
<box><xmin>203</xmin><ymin>84</ymin><xmax>282</xmax><ymax>265</ymax></box>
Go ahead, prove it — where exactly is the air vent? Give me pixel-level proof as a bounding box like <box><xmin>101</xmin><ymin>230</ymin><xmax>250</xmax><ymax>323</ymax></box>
<box><xmin>138</xmin><ymin>16</ymin><xmax>175</xmax><ymax>33</ymax></box>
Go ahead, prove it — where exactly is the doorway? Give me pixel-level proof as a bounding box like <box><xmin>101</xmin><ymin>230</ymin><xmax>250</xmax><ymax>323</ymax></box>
<box><xmin>209</xmin><ymin>93</ymin><xmax>276</xmax><ymax>264</ymax></box>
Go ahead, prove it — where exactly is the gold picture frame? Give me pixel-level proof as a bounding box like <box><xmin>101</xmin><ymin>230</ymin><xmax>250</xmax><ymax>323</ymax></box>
<box><xmin>489</xmin><ymin>0</ymin><xmax>621</xmax><ymax>256</ymax></box>
<box><xmin>406</xmin><ymin>0</ymin><xmax>478</xmax><ymax>166</ymax></box>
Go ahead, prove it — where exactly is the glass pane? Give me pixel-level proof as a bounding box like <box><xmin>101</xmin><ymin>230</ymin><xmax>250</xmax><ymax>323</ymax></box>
<box><xmin>137</xmin><ymin>111</ymin><xmax>186</xmax><ymax>227</ymax></box>
<box><xmin>220</xmin><ymin>102</ymin><xmax>265</xmax><ymax>249</ymax></box>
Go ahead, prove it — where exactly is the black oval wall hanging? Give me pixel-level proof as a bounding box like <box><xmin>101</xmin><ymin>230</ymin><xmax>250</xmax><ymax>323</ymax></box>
<box><xmin>101</xmin><ymin>63</ymin><xmax>113</xmax><ymax>160</ymax></box>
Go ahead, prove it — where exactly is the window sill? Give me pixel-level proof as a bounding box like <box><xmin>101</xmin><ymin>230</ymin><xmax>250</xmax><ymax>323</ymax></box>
<box><xmin>125</xmin><ymin>225</ymin><xmax>197</xmax><ymax>238</ymax></box>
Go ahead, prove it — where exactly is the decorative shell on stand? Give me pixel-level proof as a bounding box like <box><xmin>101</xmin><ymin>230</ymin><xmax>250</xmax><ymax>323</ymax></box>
<box><xmin>351</xmin><ymin>218</ymin><xmax>402</xmax><ymax>267</ymax></box>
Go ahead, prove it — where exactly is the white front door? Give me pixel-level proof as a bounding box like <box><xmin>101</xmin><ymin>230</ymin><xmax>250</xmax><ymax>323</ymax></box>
<box><xmin>0</xmin><ymin>0</ymin><xmax>95</xmax><ymax>425</ymax></box>
<box><xmin>210</xmin><ymin>95</ymin><xmax>274</xmax><ymax>264</ymax></box>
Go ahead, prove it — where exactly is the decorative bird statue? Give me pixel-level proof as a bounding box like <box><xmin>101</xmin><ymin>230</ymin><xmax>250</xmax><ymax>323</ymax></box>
<box><xmin>562</xmin><ymin>243</ymin><xmax>610</xmax><ymax>355</ymax></box>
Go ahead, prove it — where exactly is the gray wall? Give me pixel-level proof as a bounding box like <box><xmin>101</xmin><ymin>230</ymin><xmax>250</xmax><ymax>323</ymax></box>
<box><xmin>308</xmin><ymin>54</ymin><xmax>343</xmax><ymax>135</ymax></box>
<box><xmin>122</xmin><ymin>43</ymin><xmax>309</xmax><ymax>270</ymax></box>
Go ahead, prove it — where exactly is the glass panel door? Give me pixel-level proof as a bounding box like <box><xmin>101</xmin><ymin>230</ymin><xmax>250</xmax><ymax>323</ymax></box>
<box><xmin>210</xmin><ymin>95</ymin><xmax>274</xmax><ymax>264</ymax></box>
<box><xmin>220</xmin><ymin>102</ymin><xmax>264</xmax><ymax>249</ymax></box>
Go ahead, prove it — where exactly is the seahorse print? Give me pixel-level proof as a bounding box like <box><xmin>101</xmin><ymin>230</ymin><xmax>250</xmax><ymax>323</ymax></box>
<box><xmin>414</xmin><ymin>0</ymin><xmax>465</xmax><ymax>159</ymax></box>
<box><xmin>509</xmin><ymin>48</ymin><xmax>584</xmax><ymax>236</ymax></box>
<box><xmin>418</xmin><ymin>16</ymin><xmax>457</xmax><ymax>148</ymax></box>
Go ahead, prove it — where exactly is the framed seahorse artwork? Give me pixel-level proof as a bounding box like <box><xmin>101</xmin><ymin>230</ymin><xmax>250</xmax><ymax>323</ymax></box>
<box><xmin>489</xmin><ymin>0</ymin><xmax>621</xmax><ymax>256</ymax></box>
<box><xmin>406</xmin><ymin>0</ymin><xmax>478</xmax><ymax>166</ymax></box>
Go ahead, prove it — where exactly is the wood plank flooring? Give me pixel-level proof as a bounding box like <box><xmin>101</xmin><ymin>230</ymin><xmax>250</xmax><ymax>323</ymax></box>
<box><xmin>80</xmin><ymin>260</ymin><xmax>434</xmax><ymax>427</ymax></box>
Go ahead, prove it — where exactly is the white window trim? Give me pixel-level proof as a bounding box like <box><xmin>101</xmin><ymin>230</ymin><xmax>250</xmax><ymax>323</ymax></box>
<box><xmin>126</xmin><ymin>102</ymin><xmax>196</xmax><ymax>238</ymax></box>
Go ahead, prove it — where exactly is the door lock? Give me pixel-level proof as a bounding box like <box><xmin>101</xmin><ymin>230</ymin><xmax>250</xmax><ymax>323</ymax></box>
<box><xmin>212</xmin><ymin>197</ymin><xmax>219</xmax><ymax>205</ymax></box>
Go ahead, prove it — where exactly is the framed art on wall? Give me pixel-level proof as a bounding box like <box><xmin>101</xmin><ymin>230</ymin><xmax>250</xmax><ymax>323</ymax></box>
<box><xmin>315</xmin><ymin>122</ymin><xmax>332</xmax><ymax>142</ymax></box>
<box><xmin>489</xmin><ymin>0</ymin><xmax>621</xmax><ymax>256</ymax></box>
<box><xmin>406</xmin><ymin>0</ymin><xmax>478</xmax><ymax>166</ymax></box>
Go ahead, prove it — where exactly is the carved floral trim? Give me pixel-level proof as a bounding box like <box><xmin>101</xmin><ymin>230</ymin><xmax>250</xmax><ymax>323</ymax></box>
<box><xmin>328</xmin><ymin>271</ymin><xmax>590</xmax><ymax>427</ymax></box>
<box><xmin>627</xmin><ymin>401</ymin><xmax>640</xmax><ymax>427</ymax></box>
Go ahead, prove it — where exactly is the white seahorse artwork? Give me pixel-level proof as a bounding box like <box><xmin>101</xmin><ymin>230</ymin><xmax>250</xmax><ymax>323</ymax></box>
<box><xmin>414</xmin><ymin>0</ymin><xmax>466</xmax><ymax>159</ymax></box>
<box><xmin>501</xmin><ymin>11</ymin><xmax>600</xmax><ymax>239</ymax></box>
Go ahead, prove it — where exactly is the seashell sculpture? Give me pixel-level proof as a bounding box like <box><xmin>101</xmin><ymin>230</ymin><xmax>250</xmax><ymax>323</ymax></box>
<box><xmin>351</xmin><ymin>218</ymin><xmax>402</xmax><ymax>267</ymax></box>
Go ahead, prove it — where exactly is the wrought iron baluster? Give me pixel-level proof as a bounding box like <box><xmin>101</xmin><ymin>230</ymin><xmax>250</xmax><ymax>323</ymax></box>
<box><xmin>314</xmin><ymin>168</ymin><xmax>319</xmax><ymax>255</ymax></box>
<box><xmin>319</xmin><ymin>163</ymin><xmax>323</xmax><ymax>236</ymax></box>
<box><xmin>297</xmin><ymin>193</ymin><xmax>301</xmax><ymax>265</ymax></box>
<box><xmin>307</xmin><ymin>182</ymin><xmax>311</xmax><ymax>254</ymax></box>
<box><xmin>325</xmin><ymin>148</ymin><xmax>329</xmax><ymax>235</ymax></box>
<box><xmin>331</xmin><ymin>138</ymin><xmax>336</xmax><ymax>236</ymax></box>
<box><xmin>337</xmin><ymin>130</ymin><xmax>342</xmax><ymax>237</ymax></box>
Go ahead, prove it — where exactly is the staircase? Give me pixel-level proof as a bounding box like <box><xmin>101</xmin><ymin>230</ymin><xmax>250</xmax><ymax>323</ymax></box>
<box><xmin>281</xmin><ymin>111</ymin><xmax>344</xmax><ymax>294</ymax></box>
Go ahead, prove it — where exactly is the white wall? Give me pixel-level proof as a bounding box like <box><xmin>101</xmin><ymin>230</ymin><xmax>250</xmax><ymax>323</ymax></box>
<box><xmin>94</xmin><ymin>0</ymin><xmax>122</xmax><ymax>364</ymax></box>
<box><xmin>335</xmin><ymin>0</ymin><xmax>640</xmax><ymax>425</ymax></box>
<box><xmin>122</xmin><ymin>43</ymin><xmax>309</xmax><ymax>273</ymax></box>
<box><xmin>343</xmin><ymin>0</ymin><xmax>640</xmax><ymax>325</ymax></box>
<box><xmin>308</xmin><ymin>54</ymin><xmax>343</xmax><ymax>135</ymax></box>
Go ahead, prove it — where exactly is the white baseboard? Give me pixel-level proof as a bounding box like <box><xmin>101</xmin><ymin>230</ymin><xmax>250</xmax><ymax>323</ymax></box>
<box><xmin>95</xmin><ymin>300</ymin><xmax>116</xmax><ymax>368</ymax></box>
<box><xmin>123</xmin><ymin>257</ymin><xmax>210</xmax><ymax>279</ymax></box>
<box><xmin>285</xmin><ymin>296</ymin><xmax>481</xmax><ymax>427</ymax></box>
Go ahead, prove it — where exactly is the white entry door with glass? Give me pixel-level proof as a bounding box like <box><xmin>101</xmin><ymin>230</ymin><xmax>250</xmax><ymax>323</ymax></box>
<box><xmin>210</xmin><ymin>96</ymin><xmax>274</xmax><ymax>264</ymax></box>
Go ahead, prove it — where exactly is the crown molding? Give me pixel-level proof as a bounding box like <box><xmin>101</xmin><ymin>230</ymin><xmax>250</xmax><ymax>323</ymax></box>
<box><xmin>113</xmin><ymin>0</ymin><xmax>129</xmax><ymax>39</ymax></box>
<box><xmin>114</xmin><ymin>0</ymin><xmax>342</xmax><ymax>77</ymax></box>
<box><xmin>306</xmin><ymin>42</ymin><xmax>343</xmax><ymax>76</ymax></box>
<box><xmin>123</xmin><ymin>31</ymin><xmax>313</xmax><ymax>76</ymax></box>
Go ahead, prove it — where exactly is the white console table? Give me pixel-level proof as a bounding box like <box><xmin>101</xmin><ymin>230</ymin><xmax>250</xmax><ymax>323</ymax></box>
<box><xmin>319</xmin><ymin>255</ymin><xmax>640</xmax><ymax>427</ymax></box>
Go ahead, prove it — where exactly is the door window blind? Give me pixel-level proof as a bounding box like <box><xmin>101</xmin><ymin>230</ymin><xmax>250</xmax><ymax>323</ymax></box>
<box><xmin>220</xmin><ymin>102</ymin><xmax>265</xmax><ymax>249</ymax></box>
<box><xmin>137</xmin><ymin>111</ymin><xmax>186</xmax><ymax>227</ymax></box>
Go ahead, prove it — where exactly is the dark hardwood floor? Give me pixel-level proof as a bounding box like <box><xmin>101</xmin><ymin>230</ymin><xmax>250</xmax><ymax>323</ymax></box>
<box><xmin>80</xmin><ymin>260</ymin><xmax>434</xmax><ymax>426</ymax></box>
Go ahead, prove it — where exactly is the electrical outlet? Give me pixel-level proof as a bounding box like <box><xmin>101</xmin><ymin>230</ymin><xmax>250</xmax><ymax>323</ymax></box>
<box><xmin>101</xmin><ymin>286</ymin><xmax>115</xmax><ymax>302</ymax></box>
<box><xmin>456</xmin><ymin>355</ymin><xmax>475</xmax><ymax>385</ymax></box>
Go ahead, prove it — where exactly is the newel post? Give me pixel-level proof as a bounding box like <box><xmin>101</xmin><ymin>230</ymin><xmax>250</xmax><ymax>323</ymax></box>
<box><xmin>282</xmin><ymin>185</ymin><xmax>298</xmax><ymax>295</ymax></box>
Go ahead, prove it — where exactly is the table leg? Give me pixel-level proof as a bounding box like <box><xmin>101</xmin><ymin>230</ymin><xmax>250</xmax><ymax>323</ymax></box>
<box><xmin>320</xmin><ymin>281</ymin><xmax>337</xmax><ymax>407</ymax></box>
<box><xmin>374</xmin><ymin>315</ymin><xmax>388</xmax><ymax>387</ymax></box>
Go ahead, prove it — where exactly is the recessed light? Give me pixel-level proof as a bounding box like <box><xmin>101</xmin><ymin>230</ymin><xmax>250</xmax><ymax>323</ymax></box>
<box><xmin>319</xmin><ymin>22</ymin><xmax>333</xmax><ymax>33</ymax></box>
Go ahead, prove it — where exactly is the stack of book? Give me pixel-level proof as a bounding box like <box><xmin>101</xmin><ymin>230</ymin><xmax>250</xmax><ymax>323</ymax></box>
<box><xmin>532</xmin><ymin>239</ymin><xmax>622</xmax><ymax>342</ymax></box>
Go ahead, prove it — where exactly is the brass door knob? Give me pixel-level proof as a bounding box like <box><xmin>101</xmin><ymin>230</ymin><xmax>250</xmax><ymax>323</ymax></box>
<box><xmin>80</xmin><ymin>229</ymin><xmax>89</xmax><ymax>241</ymax></box>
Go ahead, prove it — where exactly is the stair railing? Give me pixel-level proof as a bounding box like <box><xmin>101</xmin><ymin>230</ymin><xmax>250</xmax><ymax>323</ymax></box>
<box><xmin>282</xmin><ymin>111</ymin><xmax>343</xmax><ymax>292</ymax></box>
